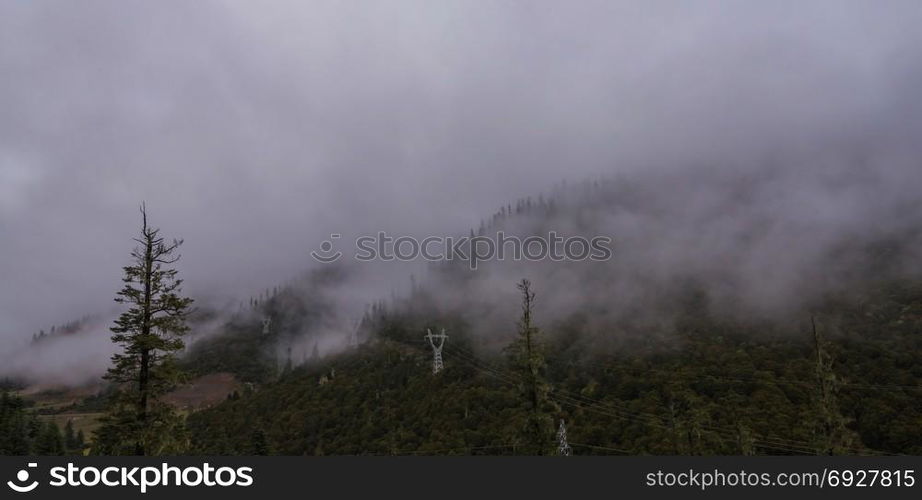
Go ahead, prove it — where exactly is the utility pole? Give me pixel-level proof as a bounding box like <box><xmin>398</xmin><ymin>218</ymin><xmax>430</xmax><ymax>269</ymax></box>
<box><xmin>557</xmin><ymin>419</ymin><xmax>572</xmax><ymax>456</ymax></box>
<box><xmin>424</xmin><ymin>328</ymin><xmax>448</xmax><ymax>374</ymax></box>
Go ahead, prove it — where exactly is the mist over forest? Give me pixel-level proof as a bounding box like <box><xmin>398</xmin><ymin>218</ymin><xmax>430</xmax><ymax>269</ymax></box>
<box><xmin>1</xmin><ymin>1</ymin><xmax>921</xmax><ymax>457</ymax></box>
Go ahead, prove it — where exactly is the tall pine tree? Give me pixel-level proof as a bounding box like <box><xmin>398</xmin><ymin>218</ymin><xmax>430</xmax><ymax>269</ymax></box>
<box><xmin>94</xmin><ymin>205</ymin><xmax>193</xmax><ymax>455</ymax></box>
<box><xmin>505</xmin><ymin>279</ymin><xmax>556</xmax><ymax>455</ymax></box>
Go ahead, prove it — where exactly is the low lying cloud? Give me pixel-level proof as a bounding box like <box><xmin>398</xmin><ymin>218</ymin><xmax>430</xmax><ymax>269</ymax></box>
<box><xmin>1</xmin><ymin>1</ymin><xmax>921</xmax><ymax>381</ymax></box>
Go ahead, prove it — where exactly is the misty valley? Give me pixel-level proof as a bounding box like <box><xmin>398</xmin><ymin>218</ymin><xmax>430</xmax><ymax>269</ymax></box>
<box><xmin>2</xmin><ymin>173</ymin><xmax>920</xmax><ymax>456</ymax></box>
<box><xmin>2</xmin><ymin>1</ymin><xmax>922</xmax><ymax>476</ymax></box>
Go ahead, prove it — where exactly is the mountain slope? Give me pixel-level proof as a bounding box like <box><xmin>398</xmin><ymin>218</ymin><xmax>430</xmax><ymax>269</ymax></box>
<box><xmin>186</xmin><ymin>280</ymin><xmax>922</xmax><ymax>455</ymax></box>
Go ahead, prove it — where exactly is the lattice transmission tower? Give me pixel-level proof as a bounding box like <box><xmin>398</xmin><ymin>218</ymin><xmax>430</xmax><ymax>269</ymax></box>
<box><xmin>424</xmin><ymin>328</ymin><xmax>448</xmax><ymax>374</ymax></box>
<box><xmin>349</xmin><ymin>318</ymin><xmax>360</xmax><ymax>348</ymax></box>
<box><xmin>261</xmin><ymin>316</ymin><xmax>272</xmax><ymax>336</ymax></box>
<box><xmin>557</xmin><ymin>419</ymin><xmax>572</xmax><ymax>456</ymax></box>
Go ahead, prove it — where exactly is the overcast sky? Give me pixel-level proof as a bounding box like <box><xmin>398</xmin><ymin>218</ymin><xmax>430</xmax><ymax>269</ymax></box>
<box><xmin>2</xmin><ymin>0</ymin><xmax>922</xmax><ymax>341</ymax></box>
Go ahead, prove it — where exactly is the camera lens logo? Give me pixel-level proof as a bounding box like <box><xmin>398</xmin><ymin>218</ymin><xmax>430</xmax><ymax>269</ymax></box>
<box><xmin>310</xmin><ymin>233</ymin><xmax>343</xmax><ymax>263</ymax></box>
<box><xmin>7</xmin><ymin>463</ymin><xmax>39</xmax><ymax>493</ymax></box>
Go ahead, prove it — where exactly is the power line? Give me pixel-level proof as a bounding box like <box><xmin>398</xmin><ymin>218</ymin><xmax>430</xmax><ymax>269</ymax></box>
<box><xmin>395</xmin><ymin>444</ymin><xmax>517</xmax><ymax>456</ymax></box>
<box><xmin>448</xmin><ymin>344</ymin><xmax>897</xmax><ymax>455</ymax></box>
<box><xmin>443</xmin><ymin>345</ymin><xmax>890</xmax><ymax>456</ymax></box>
<box><xmin>569</xmin><ymin>442</ymin><xmax>631</xmax><ymax>455</ymax></box>
<box><xmin>572</xmin><ymin>357</ymin><xmax>922</xmax><ymax>392</ymax></box>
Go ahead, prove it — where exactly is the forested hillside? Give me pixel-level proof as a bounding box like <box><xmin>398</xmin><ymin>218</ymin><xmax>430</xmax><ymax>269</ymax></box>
<box><xmin>4</xmin><ymin>174</ymin><xmax>921</xmax><ymax>456</ymax></box>
<box><xmin>175</xmin><ymin>176</ymin><xmax>922</xmax><ymax>456</ymax></box>
<box><xmin>186</xmin><ymin>280</ymin><xmax>922</xmax><ymax>455</ymax></box>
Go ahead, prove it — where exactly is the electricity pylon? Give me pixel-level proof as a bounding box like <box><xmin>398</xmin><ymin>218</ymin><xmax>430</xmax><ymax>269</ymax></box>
<box><xmin>262</xmin><ymin>316</ymin><xmax>272</xmax><ymax>336</ymax></box>
<box><xmin>349</xmin><ymin>318</ymin><xmax>360</xmax><ymax>348</ymax></box>
<box><xmin>424</xmin><ymin>328</ymin><xmax>448</xmax><ymax>374</ymax></box>
<box><xmin>557</xmin><ymin>419</ymin><xmax>572</xmax><ymax>456</ymax></box>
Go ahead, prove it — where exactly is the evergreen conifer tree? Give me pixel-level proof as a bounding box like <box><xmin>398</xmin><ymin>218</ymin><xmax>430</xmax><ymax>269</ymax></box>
<box><xmin>93</xmin><ymin>205</ymin><xmax>193</xmax><ymax>455</ymax></box>
<box><xmin>505</xmin><ymin>279</ymin><xmax>556</xmax><ymax>455</ymax></box>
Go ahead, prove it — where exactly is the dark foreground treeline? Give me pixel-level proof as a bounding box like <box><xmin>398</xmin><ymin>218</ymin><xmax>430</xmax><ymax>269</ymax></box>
<box><xmin>184</xmin><ymin>281</ymin><xmax>922</xmax><ymax>456</ymax></box>
<box><xmin>0</xmin><ymin>392</ymin><xmax>85</xmax><ymax>455</ymax></box>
